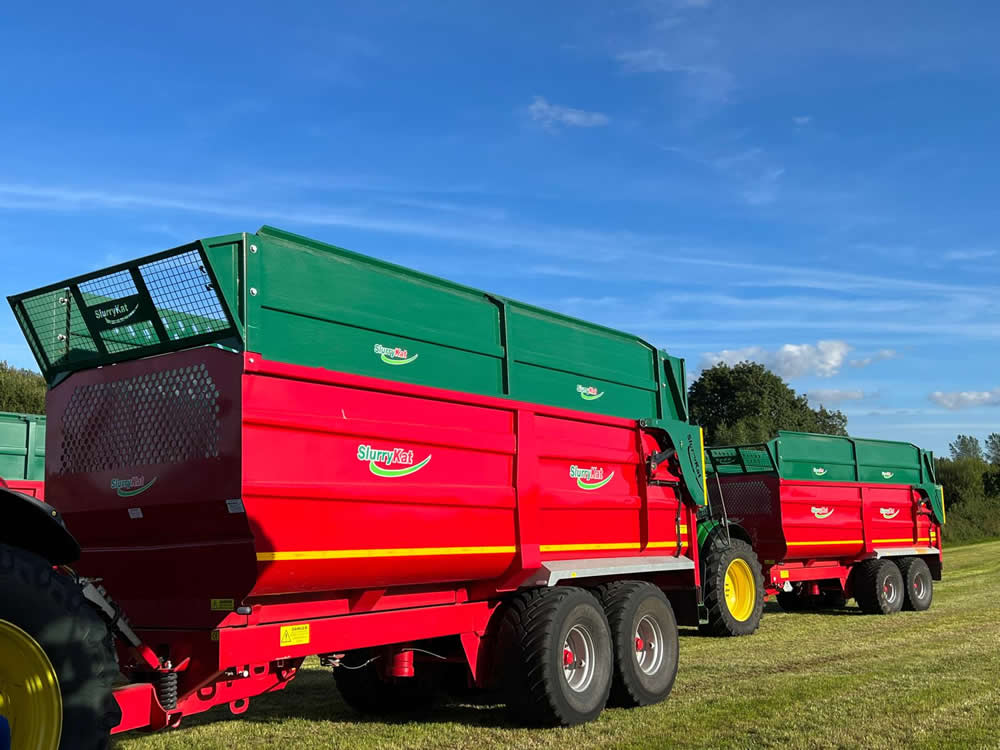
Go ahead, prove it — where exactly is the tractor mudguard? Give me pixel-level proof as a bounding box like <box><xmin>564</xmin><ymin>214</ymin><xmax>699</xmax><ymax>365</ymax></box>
<box><xmin>0</xmin><ymin>487</ymin><xmax>80</xmax><ymax>564</ymax></box>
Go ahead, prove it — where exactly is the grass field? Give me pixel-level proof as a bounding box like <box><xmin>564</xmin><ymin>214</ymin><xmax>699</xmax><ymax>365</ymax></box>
<box><xmin>114</xmin><ymin>541</ymin><xmax>1000</xmax><ymax>750</ymax></box>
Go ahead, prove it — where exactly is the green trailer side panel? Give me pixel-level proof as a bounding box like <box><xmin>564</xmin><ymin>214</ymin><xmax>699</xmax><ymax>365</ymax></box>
<box><xmin>247</xmin><ymin>228</ymin><xmax>505</xmax><ymax>394</ymax></box>
<box><xmin>776</xmin><ymin>432</ymin><xmax>859</xmax><ymax>482</ymax></box>
<box><xmin>505</xmin><ymin>301</ymin><xmax>659</xmax><ymax>420</ymax></box>
<box><xmin>0</xmin><ymin>412</ymin><xmax>46</xmax><ymax>482</ymax></box>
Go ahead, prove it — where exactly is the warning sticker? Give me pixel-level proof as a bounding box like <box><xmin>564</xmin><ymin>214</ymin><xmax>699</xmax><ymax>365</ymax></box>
<box><xmin>280</xmin><ymin>623</ymin><xmax>310</xmax><ymax>647</ymax></box>
<box><xmin>211</xmin><ymin>598</ymin><xmax>235</xmax><ymax>611</ymax></box>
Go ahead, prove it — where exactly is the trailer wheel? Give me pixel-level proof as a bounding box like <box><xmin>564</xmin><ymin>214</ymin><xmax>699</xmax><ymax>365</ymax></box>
<box><xmin>853</xmin><ymin>559</ymin><xmax>905</xmax><ymax>615</ymax></box>
<box><xmin>332</xmin><ymin>649</ymin><xmax>434</xmax><ymax>714</ymax></box>
<box><xmin>898</xmin><ymin>557</ymin><xmax>933</xmax><ymax>611</ymax></box>
<box><xmin>596</xmin><ymin>581</ymin><xmax>678</xmax><ymax>708</ymax></box>
<box><xmin>0</xmin><ymin>544</ymin><xmax>120</xmax><ymax>750</ymax></box>
<box><xmin>498</xmin><ymin>587</ymin><xmax>612</xmax><ymax>726</ymax></box>
<box><xmin>700</xmin><ymin>536</ymin><xmax>765</xmax><ymax>636</ymax></box>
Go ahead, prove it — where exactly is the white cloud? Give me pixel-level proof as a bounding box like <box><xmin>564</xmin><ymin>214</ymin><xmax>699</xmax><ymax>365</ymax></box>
<box><xmin>793</xmin><ymin>115</ymin><xmax>812</xmax><ymax>125</ymax></box>
<box><xmin>807</xmin><ymin>389</ymin><xmax>867</xmax><ymax>404</ymax></box>
<box><xmin>928</xmin><ymin>388</ymin><xmax>1000</xmax><ymax>410</ymax></box>
<box><xmin>700</xmin><ymin>339</ymin><xmax>851</xmax><ymax>378</ymax></box>
<box><xmin>849</xmin><ymin>349</ymin><xmax>899</xmax><ymax>368</ymax></box>
<box><xmin>528</xmin><ymin>96</ymin><xmax>609</xmax><ymax>130</ymax></box>
<box><xmin>943</xmin><ymin>249</ymin><xmax>996</xmax><ymax>261</ymax></box>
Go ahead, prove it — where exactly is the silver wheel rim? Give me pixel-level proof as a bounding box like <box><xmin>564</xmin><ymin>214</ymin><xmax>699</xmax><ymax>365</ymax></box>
<box><xmin>563</xmin><ymin>624</ymin><xmax>596</xmax><ymax>692</ymax></box>
<box><xmin>883</xmin><ymin>576</ymin><xmax>898</xmax><ymax>604</ymax></box>
<box><xmin>913</xmin><ymin>573</ymin><xmax>927</xmax><ymax>599</ymax></box>
<box><xmin>634</xmin><ymin>614</ymin><xmax>664</xmax><ymax>676</ymax></box>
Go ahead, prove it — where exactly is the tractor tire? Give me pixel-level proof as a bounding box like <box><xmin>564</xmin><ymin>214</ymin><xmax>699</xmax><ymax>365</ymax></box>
<box><xmin>898</xmin><ymin>557</ymin><xmax>933</xmax><ymax>611</ymax></box>
<box><xmin>497</xmin><ymin>587</ymin><xmax>612</xmax><ymax>726</ymax></box>
<box><xmin>333</xmin><ymin>649</ymin><xmax>435</xmax><ymax>714</ymax></box>
<box><xmin>853</xmin><ymin>559</ymin><xmax>905</xmax><ymax>615</ymax></box>
<box><xmin>596</xmin><ymin>581</ymin><xmax>678</xmax><ymax>708</ymax></box>
<box><xmin>700</xmin><ymin>536</ymin><xmax>765</xmax><ymax>636</ymax></box>
<box><xmin>0</xmin><ymin>544</ymin><xmax>120</xmax><ymax>750</ymax></box>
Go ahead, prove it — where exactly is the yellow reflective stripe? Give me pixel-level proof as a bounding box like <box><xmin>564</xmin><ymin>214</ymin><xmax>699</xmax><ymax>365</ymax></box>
<box><xmin>258</xmin><ymin>545</ymin><xmax>516</xmax><ymax>561</ymax></box>
<box><xmin>540</xmin><ymin>542</ymin><xmax>639</xmax><ymax>552</ymax></box>
<box><xmin>786</xmin><ymin>540</ymin><xmax>863</xmax><ymax>546</ymax></box>
<box><xmin>872</xmin><ymin>537</ymin><xmax>931</xmax><ymax>544</ymax></box>
<box><xmin>261</xmin><ymin>536</ymin><xmax>690</xmax><ymax>561</ymax></box>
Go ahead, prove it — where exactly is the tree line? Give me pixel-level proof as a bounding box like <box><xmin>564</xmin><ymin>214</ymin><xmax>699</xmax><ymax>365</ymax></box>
<box><xmin>0</xmin><ymin>360</ymin><xmax>45</xmax><ymax>414</ymax></box>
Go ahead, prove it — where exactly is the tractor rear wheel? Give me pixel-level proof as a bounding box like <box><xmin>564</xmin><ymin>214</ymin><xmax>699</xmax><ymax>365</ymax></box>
<box><xmin>853</xmin><ymin>559</ymin><xmax>905</xmax><ymax>615</ymax></box>
<box><xmin>0</xmin><ymin>544</ymin><xmax>120</xmax><ymax>750</ymax></box>
<box><xmin>497</xmin><ymin>587</ymin><xmax>612</xmax><ymax>726</ymax></box>
<box><xmin>898</xmin><ymin>557</ymin><xmax>933</xmax><ymax>611</ymax></box>
<box><xmin>700</xmin><ymin>536</ymin><xmax>765</xmax><ymax>636</ymax></box>
<box><xmin>596</xmin><ymin>581</ymin><xmax>678</xmax><ymax>708</ymax></box>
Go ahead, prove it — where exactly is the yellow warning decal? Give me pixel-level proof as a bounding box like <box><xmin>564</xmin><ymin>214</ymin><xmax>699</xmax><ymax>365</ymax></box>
<box><xmin>280</xmin><ymin>623</ymin><xmax>310</xmax><ymax>647</ymax></box>
<box><xmin>211</xmin><ymin>598</ymin><xmax>235</xmax><ymax>611</ymax></box>
<box><xmin>210</xmin><ymin>631</ymin><xmax>220</xmax><ymax>642</ymax></box>
<box><xmin>780</xmin><ymin>570</ymin><xmax>790</xmax><ymax>579</ymax></box>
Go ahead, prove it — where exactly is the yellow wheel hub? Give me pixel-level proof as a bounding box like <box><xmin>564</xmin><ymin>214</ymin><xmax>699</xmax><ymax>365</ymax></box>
<box><xmin>723</xmin><ymin>559</ymin><xmax>756</xmax><ymax>622</ymax></box>
<box><xmin>0</xmin><ymin>619</ymin><xmax>62</xmax><ymax>750</ymax></box>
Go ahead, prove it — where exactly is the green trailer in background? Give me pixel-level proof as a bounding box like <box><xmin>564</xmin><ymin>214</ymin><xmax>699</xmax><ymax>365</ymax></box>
<box><xmin>0</xmin><ymin>411</ymin><xmax>45</xmax><ymax>499</ymax></box>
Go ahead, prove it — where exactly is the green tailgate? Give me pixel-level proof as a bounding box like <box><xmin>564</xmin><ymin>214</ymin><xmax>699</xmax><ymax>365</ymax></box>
<box><xmin>0</xmin><ymin>412</ymin><xmax>45</xmax><ymax>482</ymax></box>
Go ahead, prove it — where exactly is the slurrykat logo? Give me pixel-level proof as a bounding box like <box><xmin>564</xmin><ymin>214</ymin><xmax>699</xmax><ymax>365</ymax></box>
<box><xmin>576</xmin><ymin>384</ymin><xmax>604</xmax><ymax>401</ymax></box>
<box><xmin>811</xmin><ymin>506</ymin><xmax>834</xmax><ymax>519</ymax></box>
<box><xmin>570</xmin><ymin>464</ymin><xmax>615</xmax><ymax>490</ymax></box>
<box><xmin>94</xmin><ymin>301</ymin><xmax>139</xmax><ymax>326</ymax></box>
<box><xmin>111</xmin><ymin>475</ymin><xmax>157</xmax><ymax>497</ymax></box>
<box><xmin>374</xmin><ymin>344</ymin><xmax>418</xmax><ymax>366</ymax></box>
<box><xmin>357</xmin><ymin>444</ymin><xmax>431</xmax><ymax>478</ymax></box>
<box><xmin>880</xmin><ymin>507</ymin><xmax>900</xmax><ymax>520</ymax></box>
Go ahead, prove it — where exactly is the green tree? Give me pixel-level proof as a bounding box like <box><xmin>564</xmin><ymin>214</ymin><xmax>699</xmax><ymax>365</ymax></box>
<box><xmin>949</xmin><ymin>434</ymin><xmax>984</xmax><ymax>461</ymax></box>
<box><xmin>688</xmin><ymin>361</ymin><xmax>848</xmax><ymax>446</ymax></box>
<box><xmin>0</xmin><ymin>361</ymin><xmax>46</xmax><ymax>414</ymax></box>
<box><xmin>986</xmin><ymin>433</ymin><xmax>1000</xmax><ymax>465</ymax></box>
<box><xmin>935</xmin><ymin>457</ymin><xmax>987</xmax><ymax>508</ymax></box>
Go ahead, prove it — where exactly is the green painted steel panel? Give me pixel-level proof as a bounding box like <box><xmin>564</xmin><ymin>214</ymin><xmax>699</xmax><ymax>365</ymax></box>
<box><xmin>0</xmin><ymin>412</ymin><xmax>45</xmax><ymax>482</ymax></box>
<box><xmin>505</xmin><ymin>301</ymin><xmax>660</xmax><ymax>419</ymax></box>
<box><xmin>9</xmin><ymin>225</ymin><xmax>691</xmax><ymax>428</ymax></box>
<box><xmin>246</xmin><ymin>228</ymin><xmax>505</xmax><ymax>394</ymax></box>
<box><xmin>778</xmin><ymin>432</ymin><xmax>858</xmax><ymax>482</ymax></box>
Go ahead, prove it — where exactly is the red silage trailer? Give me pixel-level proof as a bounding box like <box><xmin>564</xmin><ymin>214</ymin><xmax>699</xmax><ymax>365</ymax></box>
<box><xmin>705</xmin><ymin>436</ymin><xmax>943</xmax><ymax>614</ymax></box>
<box><xmin>89</xmin><ymin>350</ymin><xmax>700</xmax><ymax>731</ymax></box>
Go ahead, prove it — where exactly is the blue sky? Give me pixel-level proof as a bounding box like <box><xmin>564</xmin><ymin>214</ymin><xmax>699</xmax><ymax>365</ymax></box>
<box><xmin>1</xmin><ymin>1</ymin><xmax>998</xmax><ymax>455</ymax></box>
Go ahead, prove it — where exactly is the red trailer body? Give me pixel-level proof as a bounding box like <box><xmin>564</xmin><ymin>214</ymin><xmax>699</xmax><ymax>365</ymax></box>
<box><xmin>711</xmin><ymin>473</ymin><xmax>942</xmax><ymax>601</ymax></box>
<box><xmin>42</xmin><ymin>346</ymin><xmax>701</xmax><ymax>731</ymax></box>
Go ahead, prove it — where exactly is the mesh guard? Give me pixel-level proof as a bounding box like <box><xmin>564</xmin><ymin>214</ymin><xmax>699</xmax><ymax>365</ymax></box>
<box><xmin>8</xmin><ymin>243</ymin><xmax>241</xmax><ymax>383</ymax></box>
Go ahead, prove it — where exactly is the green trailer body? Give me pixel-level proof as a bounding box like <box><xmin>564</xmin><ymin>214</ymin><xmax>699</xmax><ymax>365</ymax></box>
<box><xmin>704</xmin><ymin>430</ymin><xmax>945</xmax><ymax>524</ymax></box>
<box><xmin>0</xmin><ymin>411</ymin><xmax>46</xmax><ymax>482</ymax></box>
<box><xmin>8</xmin><ymin>226</ymin><xmax>706</xmax><ymax>505</ymax></box>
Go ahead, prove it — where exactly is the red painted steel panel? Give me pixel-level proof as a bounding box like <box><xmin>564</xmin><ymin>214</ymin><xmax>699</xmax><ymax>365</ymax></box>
<box><xmin>717</xmin><ymin>475</ymin><xmax>942</xmax><ymax>566</ymax></box>
<box><xmin>1</xmin><ymin>478</ymin><xmax>44</xmax><ymax>500</ymax></box>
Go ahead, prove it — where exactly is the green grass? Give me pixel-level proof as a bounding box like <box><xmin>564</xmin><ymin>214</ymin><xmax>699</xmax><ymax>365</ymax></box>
<box><xmin>114</xmin><ymin>542</ymin><xmax>1000</xmax><ymax>750</ymax></box>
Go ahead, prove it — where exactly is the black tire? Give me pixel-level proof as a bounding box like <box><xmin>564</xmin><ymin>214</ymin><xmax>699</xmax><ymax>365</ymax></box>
<box><xmin>898</xmin><ymin>557</ymin><xmax>933</xmax><ymax>611</ymax></box>
<box><xmin>700</xmin><ymin>535</ymin><xmax>765</xmax><ymax>636</ymax></box>
<box><xmin>0</xmin><ymin>544</ymin><xmax>120</xmax><ymax>750</ymax></box>
<box><xmin>596</xmin><ymin>581</ymin><xmax>678</xmax><ymax>708</ymax></box>
<box><xmin>333</xmin><ymin>649</ymin><xmax>435</xmax><ymax>714</ymax></box>
<box><xmin>852</xmin><ymin>559</ymin><xmax>905</xmax><ymax>615</ymax></box>
<box><xmin>497</xmin><ymin>587</ymin><xmax>612</xmax><ymax>726</ymax></box>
